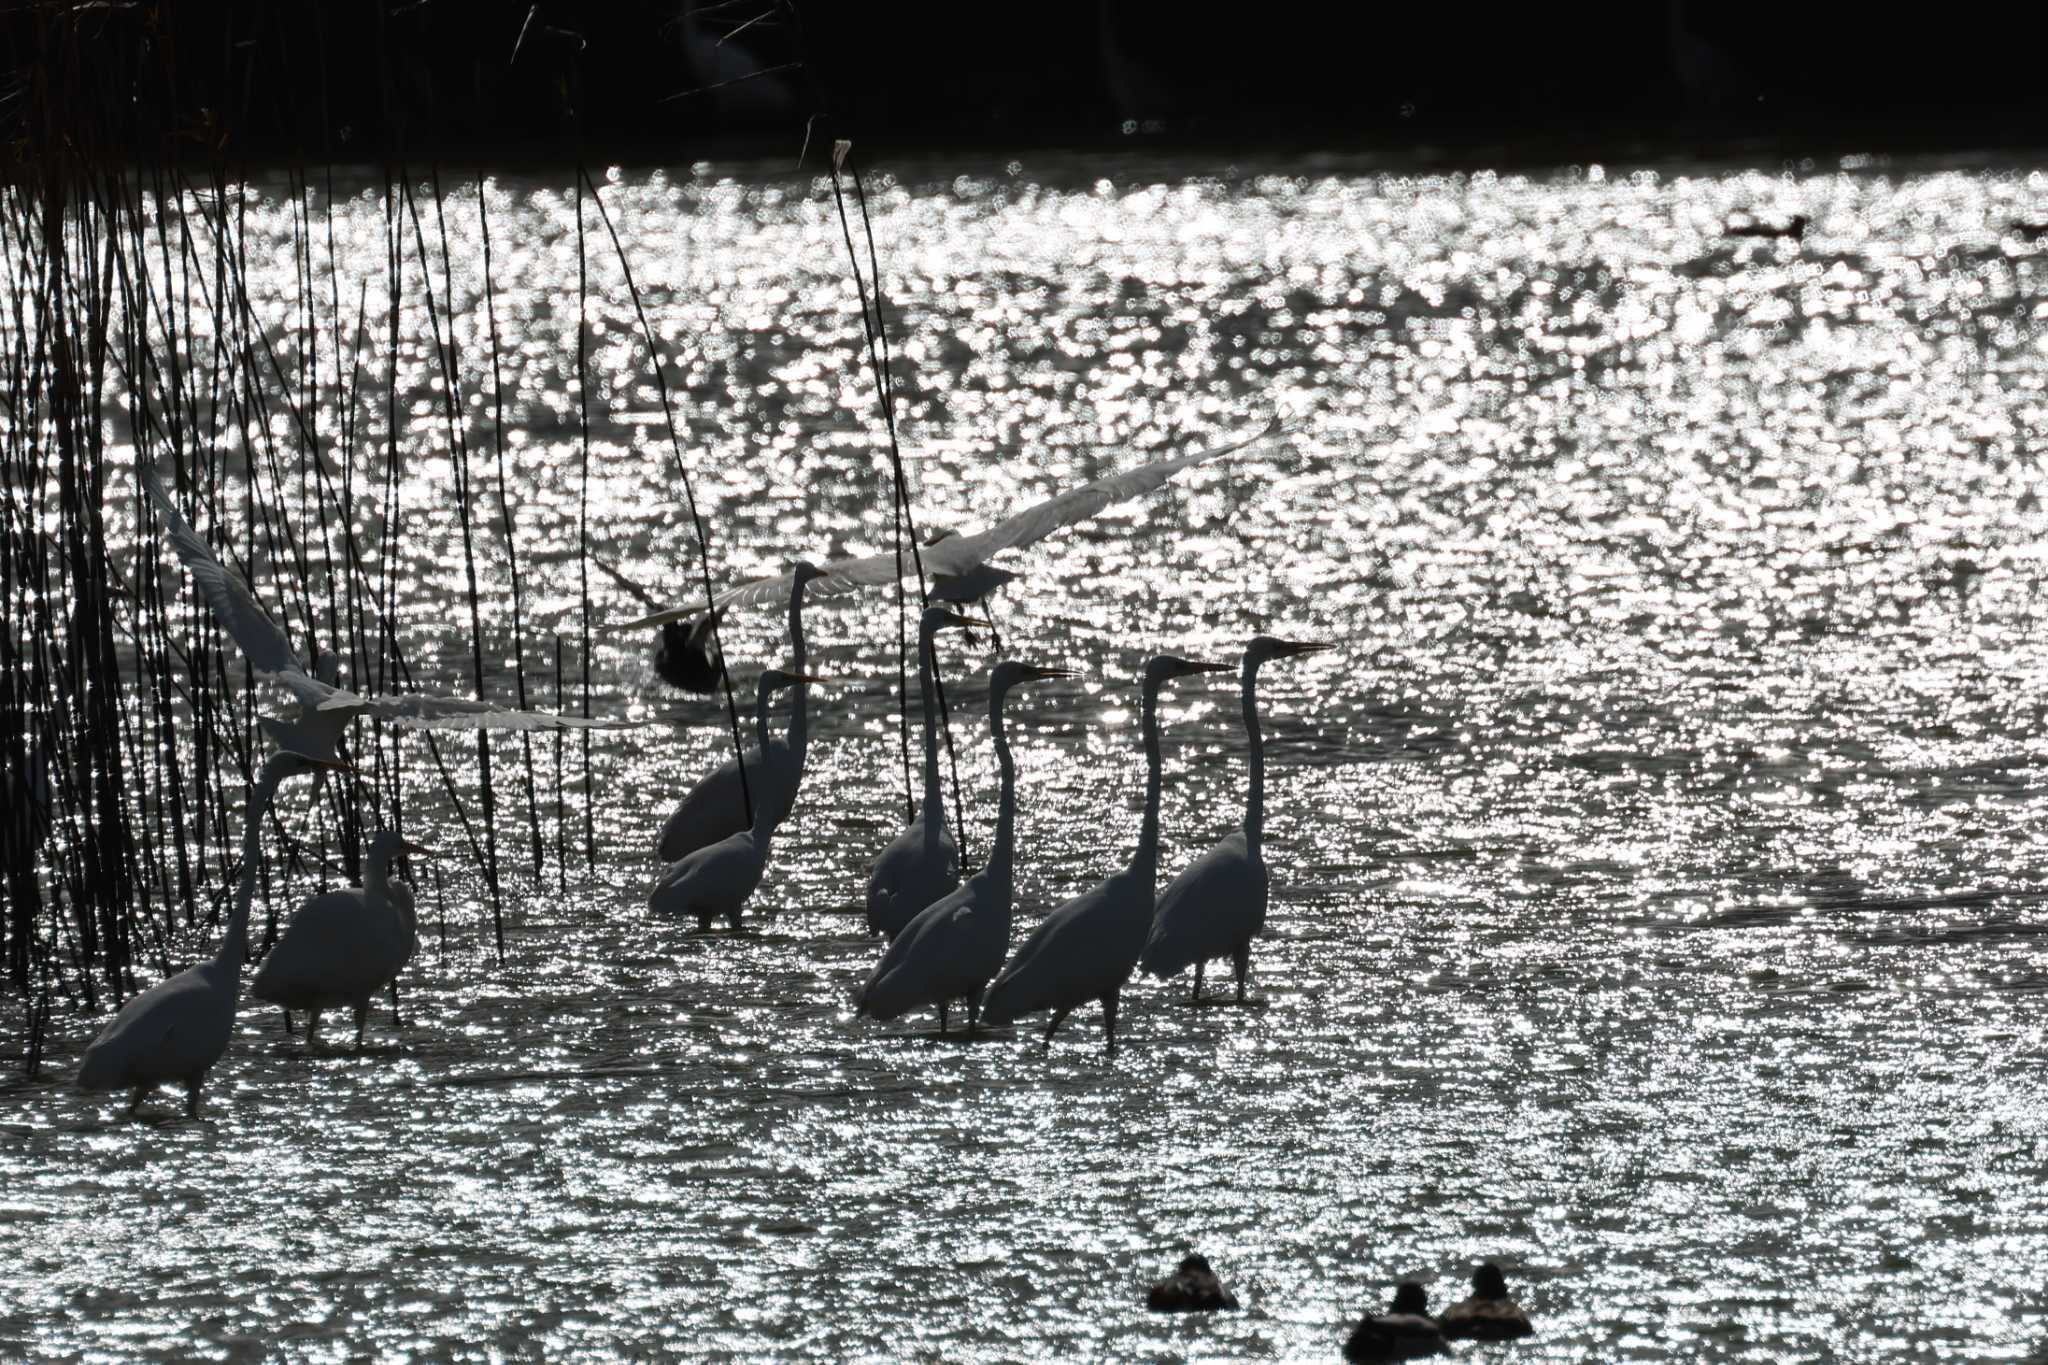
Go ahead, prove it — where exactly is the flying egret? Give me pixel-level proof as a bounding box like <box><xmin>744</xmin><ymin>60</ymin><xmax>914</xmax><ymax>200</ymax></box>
<box><xmin>854</xmin><ymin>659</ymin><xmax>1072</xmax><ymax>1034</ymax></box>
<box><xmin>636</xmin><ymin>424</ymin><xmax>1278</xmax><ymax>617</ymax></box>
<box><xmin>651</xmin><ymin>562</ymin><xmax>826</xmax><ymax>861</ymax></box>
<box><xmin>982</xmin><ymin>654</ymin><xmax>1232</xmax><ymax>1051</ymax></box>
<box><xmin>250</xmin><ymin>829</ymin><xmax>430</xmax><ymax>1051</ymax></box>
<box><xmin>1437</xmin><ymin>1264</ymin><xmax>1534</xmax><ymax>1341</ymax></box>
<box><xmin>140</xmin><ymin>469</ymin><xmax>622</xmax><ymax>763</ymax></box>
<box><xmin>75</xmin><ymin>749</ymin><xmax>340</xmax><ymax>1117</ymax></box>
<box><xmin>1142</xmin><ymin>636</ymin><xmax>1328</xmax><ymax>1004</ymax></box>
<box><xmin>865</xmin><ymin>606</ymin><xmax>978</xmax><ymax>940</ymax></box>
<box><xmin>1344</xmin><ymin>1282</ymin><xmax>1448</xmax><ymax>1362</ymax></box>
<box><xmin>650</xmin><ymin>669</ymin><xmax>815</xmax><ymax>931</ymax></box>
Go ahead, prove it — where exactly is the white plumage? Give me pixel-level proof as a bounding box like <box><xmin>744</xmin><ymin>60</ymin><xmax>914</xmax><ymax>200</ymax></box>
<box><xmin>864</xmin><ymin>606</ymin><xmax>977</xmax><ymax>939</ymax></box>
<box><xmin>982</xmin><ymin>654</ymin><xmax>1231</xmax><ymax>1050</ymax></box>
<box><xmin>611</xmin><ymin>424</ymin><xmax>1275</xmax><ymax>623</ymax></box>
<box><xmin>141</xmin><ymin>469</ymin><xmax>621</xmax><ymax>764</ymax></box>
<box><xmin>854</xmin><ymin>659</ymin><xmax>1071</xmax><ymax>1034</ymax></box>
<box><xmin>76</xmin><ymin>750</ymin><xmax>335</xmax><ymax>1117</ymax></box>
<box><xmin>657</xmin><ymin>562</ymin><xmax>824</xmax><ymax>861</ymax></box>
<box><xmin>1142</xmin><ymin>636</ymin><xmax>1326</xmax><ymax>1003</ymax></box>
<box><xmin>251</xmin><ymin>829</ymin><xmax>430</xmax><ymax>1050</ymax></box>
<box><xmin>650</xmin><ymin>669</ymin><xmax>811</xmax><ymax>931</ymax></box>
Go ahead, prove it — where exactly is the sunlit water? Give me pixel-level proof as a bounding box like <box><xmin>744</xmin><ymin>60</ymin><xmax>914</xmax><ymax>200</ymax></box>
<box><xmin>9</xmin><ymin>153</ymin><xmax>2048</xmax><ymax>1361</ymax></box>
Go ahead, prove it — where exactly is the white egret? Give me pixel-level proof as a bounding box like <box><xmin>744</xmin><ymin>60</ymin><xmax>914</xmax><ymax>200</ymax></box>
<box><xmin>865</xmin><ymin>606</ymin><xmax>978</xmax><ymax>940</ymax></box>
<box><xmin>75</xmin><ymin>749</ymin><xmax>339</xmax><ymax>1117</ymax></box>
<box><xmin>654</xmin><ymin>562</ymin><xmax>825</xmax><ymax>861</ymax></box>
<box><xmin>982</xmin><ymin>654</ymin><xmax>1231</xmax><ymax>1050</ymax></box>
<box><xmin>1142</xmin><ymin>636</ymin><xmax>1328</xmax><ymax>1004</ymax></box>
<box><xmin>141</xmin><ymin>469</ymin><xmax>621</xmax><ymax>763</ymax></box>
<box><xmin>1437</xmin><ymin>1264</ymin><xmax>1534</xmax><ymax>1341</ymax></box>
<box><xmin>650</xmin><ymin>669</ymin><xmax>814</xmax><ymax>931</ymax></box>
<box><xmin>249</xmin><ymin>829</ymin><xmax>430</xmax><ymax>1051</ymax></box>
<box><xmin>854</xmin><ymin>659</ymin><xmax>1072</xmax><ymax>1033</ymax></box>
<box><xmin>589</xmin><ymin>553</ymin><xmax>729</xmax><ymax>695</ymax></box>
<box><xmin>1344</xmin><ymin>1282</ymin><xmax>1448</xmax><ymax>1362</ymax></box>
<box><xmin>629</xmin><ymin>424</ymin><xmax>1278</xmax><ymax>617</ymax></box>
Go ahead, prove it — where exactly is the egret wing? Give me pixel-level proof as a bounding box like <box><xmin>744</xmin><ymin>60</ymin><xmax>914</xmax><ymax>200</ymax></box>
<box><xmin>142</xmin><ymin>471</ymin><xmax>318</xmax><ymax>698</ymax></box>
<box><xmin>955</xmin><ymin>421</ymin><xmax>1275</xmax><ymax>564</ymax></box>
<box><xmin>332</xmin><ymin>689</ymin><xmax>633</xmax><ymax>731</ymax></box>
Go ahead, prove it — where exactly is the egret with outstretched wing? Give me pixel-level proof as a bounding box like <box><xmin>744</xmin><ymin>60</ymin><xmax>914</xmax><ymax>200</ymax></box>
<box><xmin>141</xmin><ymin>470</ymin><xmax>626</xmax><ymax>762</ymax></box>
<box><xmin>609</xmin><ymin>423</ymin><xmax>1277</xmax><ymax>626</ymax></box>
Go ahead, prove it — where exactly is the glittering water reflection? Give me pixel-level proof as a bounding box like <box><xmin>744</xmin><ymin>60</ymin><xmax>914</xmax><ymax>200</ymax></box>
<box><xmin>8</xmin><ymin>154</ymin><xmax>2048</xmax><ymax>1361</ymax></box>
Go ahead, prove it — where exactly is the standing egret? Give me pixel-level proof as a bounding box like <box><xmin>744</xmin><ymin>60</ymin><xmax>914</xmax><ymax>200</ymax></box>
<box><xmin>1437</xmin><ymin>1264</ymin><xmax>1534</xmax><ymax>1341</ymax></box>
<box><xmin>865</xmin><ymin>606</ymin><xmax>978</xmax><ymax>940</ymax></box>
<box><xmin>651</xmin><ymin>669</ymin><xmax>815</xmax><ymax>931</ymax></box>
<box><xmin>854</xmin><ymin>659</ymin><xmax>1072</xmax><ymax>1034</ymax></box>
<box><xmin>983</xmin><ymin>654</ymin><xmax>1231</xmax><ymax>1051</ymax></box>
<box><xmin>75</xmin><ymin>749</ymin><xmax>339</xmax><ymax>1117</ymax></box>
<box><xmin>651</xmin><ymin>562</ymin><xmax>826</xmax><ymax>861</ymax></box>
<box><xmin>1142</xmin><ymin>636</ymin><xmax>1328</xmax><ymax>1004</ymax></box>
<box><xmin>678</xmin><ymin>424</ymin><xmax>1278</xmax><ymax>614</ymax></box>
<box><xmin>250</xmin><ymin>830</ymin><xmax>431</xmax><ymax>1051</ymax></box>
<box><xmin>141</xmin><ymin>470</ymin><xmax>622</xmax><ymax>762</ymax></box>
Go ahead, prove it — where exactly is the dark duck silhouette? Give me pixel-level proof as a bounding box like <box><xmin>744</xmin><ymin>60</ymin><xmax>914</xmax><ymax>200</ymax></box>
<box><xmin>1344</xmin><ymin>1282</ymin><xmax>1447</xmax><ymax>1362</ymax></box>
<box><xmin>1146</xmin><ymin>1254</ymin><xmax>1239</xmax><ymax>1311</ymax></box>
<box><xmin>1437</xmin><ymin>1263</ymin><xmax>1533</xmax><ymax>1341</ymax></box>
<box><xmin>1724</xmin><ymin>211</ymin><xmax>1807</xmax><ymax>241</ymax></box>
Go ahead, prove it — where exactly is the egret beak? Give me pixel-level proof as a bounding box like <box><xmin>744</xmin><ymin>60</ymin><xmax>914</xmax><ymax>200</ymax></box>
<box><xmin>1018</xmin><ymin>665</ymin><xmax>1076</xmax><ymax>682</ymax></box>
<box><xmin>1274</xmin><ymin>640</ymin><xmax>1332</xmax><ymax>658</ymax></box>
<box><xmin>788</xmin><ymin>672</ymin><xmax>828</xmax><ymax>685</ymax></box>
<box><xmin>399</xmin><ymin>839</ymin><xmax>436</xmax><ymax>858</ymax></box>
<box><xmin>1184</xmin><ymin>659</ymin><xmax>1234</xmax><ymax>674</ymax></box>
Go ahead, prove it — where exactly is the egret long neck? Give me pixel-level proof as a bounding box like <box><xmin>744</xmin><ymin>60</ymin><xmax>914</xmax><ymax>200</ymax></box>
<box><xmin>1134</xmin><ymin>679</ymin><xmax>1165</xmax><ymax>886</ymax></box>
<box><xmin>366</xmin><ymin>843</ymin><xmax>394</xmax><ymax>907</ymax></box>
<box><xmin>916</xmin><ymin>618</ymin><xmax>943</xmax><ymax>832</ymax></box>
<box><xmin>1242</xmin><ymin>657</ymin><xmax>1267</xmax><ymax>858</ymax></box>
<box><xmin>785</xmin><ymin>580</ymin><xmax>810</xmax><ymax>762</ymax></box>
<box><xmin>218</xmin><ymin>760</ymin><xmax>288</xmax><ymax>972</ymax></box>
<box><xmin>750</xmin><ymin>684</ymin><xmax>778</xmax><ymax>839</ymax></box>
<box><xmin>987</xmin><ymin>686</ymin><xmax>1017</xmax><ymax>883</ymax></box>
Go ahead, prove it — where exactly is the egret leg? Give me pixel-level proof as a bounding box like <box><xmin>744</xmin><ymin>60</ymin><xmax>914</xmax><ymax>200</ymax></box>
<box><xmin>725</xmin><ymin>909</ymin><xmax>743</xmax><ymax>932</ymax></box>
<box><xmin>353</xmin><ymin>1002</ymin><xmax>370</xmax><ymax>1053</ymax></box>
<box><xmin>697</xmin><ymin>913</ymin><xmax>713</xmax><ymax>933</ymax></box>
<box><xmin>1192</xmin><ymin>960</ymin><xmax>1204</xmax><ymax>1004</ymax></box>
<box><xmin>126</xmin><ymin>1086</ymin><xmax>146</xmax><ymax>1116</ymax></box>
<box><xmin>967</xmin><ymin>990</ymin><xmax>982</xmax><ymax>1037</ymax></box>
<box><xmin>184</xmin><ymin>1077</ymin><xmax>203</xmax><ymax>1120</ymax></box>
<box><xmin>283</xmin><ymin>1007</ymin><xmax>294</xmax><ymax>1035</ymax></box>
<box><xmin>938</xmin><ymin>1001</ymin><xmax>949</xmax><ymax>1035</ymax></box>
<box><xmin>306</xmin><ymin>1009</ymin><xmax>322</xmax><ymax>1049</ymax></box>
<box><xmin>1042</xmin><ymin>1007</ymin><xmax>1072</xmax><ymax>1049</ymax></box>
<box><xmin>1232</xmin><ymin>945</ymin><xmax>1251</xmax><ymax>1005</ymax></box>
<box><xmin>984</xmin><ymin>605</ymin><xmax>1004</xmax><ymax>654</ymax></box>
<box><xmin>1102</xmin><ymin>990</ymin><xmax>1120</xmax><ymax>1053</ymax></box>
<box><xmin>390</xmin><ymin>980</ymin><xmax>403</xmax><ymax>1028</ymax></box>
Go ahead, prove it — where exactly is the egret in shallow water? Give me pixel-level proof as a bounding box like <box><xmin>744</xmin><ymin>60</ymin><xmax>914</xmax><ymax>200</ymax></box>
<box><xmin>667</xmin><ymin>425</ymin><xmax>1277</xmax><ymax>615</ymax></box>
<box><xmin>1146</xmin><ymin>1253</ymin><xmax>1240</xmax><ymax>1312</ymax></box>
<box><xmin>865</xmin><ymin>606</ymin><xmax>978</xmax><ymax>940</ymax></box>
<box><xmin>650</xmin><ymin>669</ymin><xmax>814</xmax><ymax>931</ymax></box>
<box><xmin>652</xmin><ymin>562</ymin><xmax>825</xmax><ymax>861</ymax></box>
<box><xmin>250</xmin><ymin>830</ymin><xmax>430</xmax><ymax>1051</ymax></box>
<box><xmin>983</xmin><ymin>654</ymin><xmax>1231</xmax><ymax>1050</ymax></box>
<box><xmin>854</xmin><ymin>659</ymin><xmax>1071</xmax><ymax>1034</ymax></box>
<box><xmin>1142</xmin><ymin>636</ymin><xmax>1327</xmax><ymax>1004</ymax></box>
<box><xmin>75</xmin><ymin>749</ymin><xmax>339</xmax><ymax>1117</ymax></box>
<box><xmin>141</xmin><ymin>470</ymin><xmax>622</xmax><ymax>762</ymax></box>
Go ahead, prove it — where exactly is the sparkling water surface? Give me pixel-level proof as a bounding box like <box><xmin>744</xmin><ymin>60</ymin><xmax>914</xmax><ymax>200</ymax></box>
<box><xmin>8</xmin><ymin>152</ymin><xmax>2048</xmax><ymax>1362</ymax></box>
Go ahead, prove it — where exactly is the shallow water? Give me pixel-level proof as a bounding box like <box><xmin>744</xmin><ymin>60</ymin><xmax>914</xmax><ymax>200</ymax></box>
<box><xmin>9</xmin><ymin>152</ymin><xmax>2048</xmax><ymax>1361</ymax></box>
